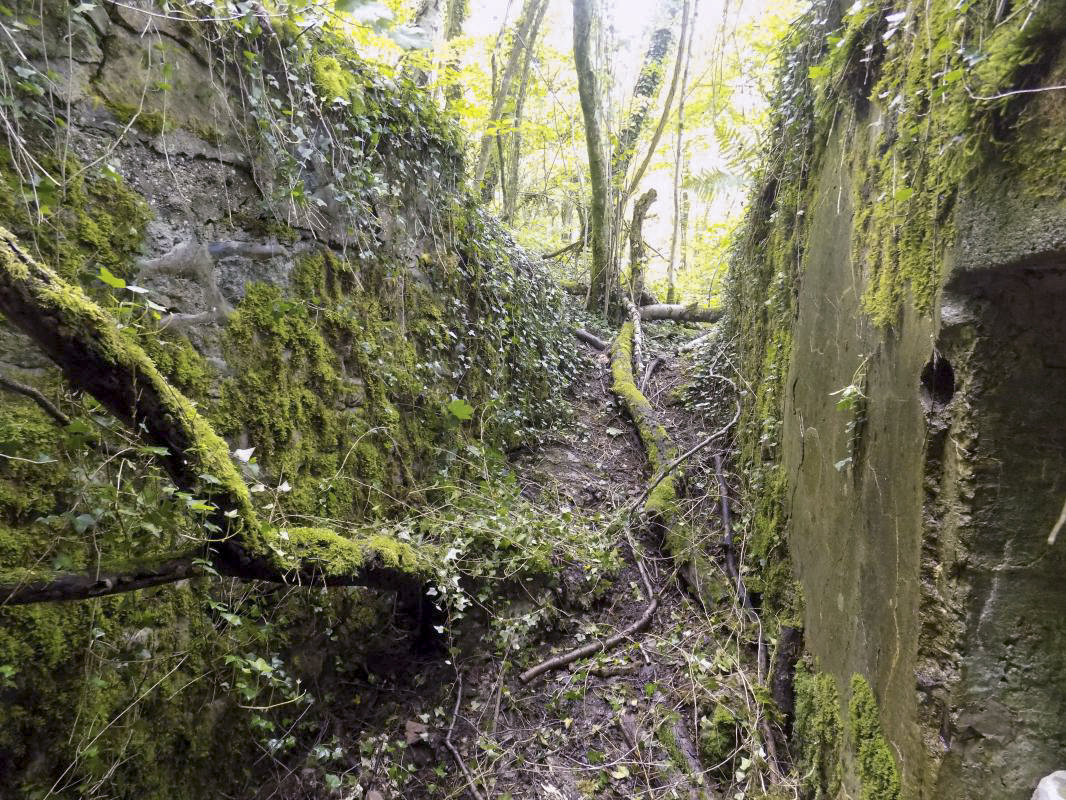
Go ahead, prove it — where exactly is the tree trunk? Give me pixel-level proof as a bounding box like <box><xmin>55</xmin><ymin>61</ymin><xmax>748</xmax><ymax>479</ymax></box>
<box><xmin>666</xmin><ymin>11</ymin><xmax>694</xmax><ymax>304</ymax></box>
<box><xmin>605</xmin><ymin>0</ymin><xmax>690</xmax><ymax>316</ymax></box>
<box><xmin>610</xmin><ymin>1</ymin><xmax>683</xmax><ymax>188</ymax></box>
<box><xmin>0</xmin><ymin>227</ymin><xmax>429</xmax><ymax>603</ymax></box>
<box><xmin>502</xmin><ymin>0</ymin><xmax>548</xmax><ymax>222</ymax></box>
<box><xmin>623</xmin><ymin>0</ymin><xmax>693</xmax><ymax>198</ymax></box>
<box><xmin>572</xmin><ymin>0</ymin><xmax>610</xmax><ymax>315</ymax></box>
<box><xmin>628</xmin><ymin>187</ymin><xmax>657</xmax><ymax>303</ymax></box>
<box><xmin>442</xmin><ymin>0</ymin><xmax>469</xmax><ymax>108</ymax></box>
<box><xmin>474</xmin><ymin>0</ymin><xmax>547</xmax><ymax>189</ymax></box>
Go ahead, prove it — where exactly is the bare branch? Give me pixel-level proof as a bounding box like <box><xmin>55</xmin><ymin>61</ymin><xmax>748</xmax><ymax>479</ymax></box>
<box><xmin>1</xmin><ymin>552</ymin><xmax>202</xmax><ymax>606</ymax></box>
<box><xmin>0</xmin><ymin>373</ymin><xmax>70</xmax><ymax>426</ymax></box>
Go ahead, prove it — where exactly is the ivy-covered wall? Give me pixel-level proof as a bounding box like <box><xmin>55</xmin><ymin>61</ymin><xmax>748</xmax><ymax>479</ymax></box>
<box><xmin>0</xmin><ymin>1</ymin><xmax>575</xmax><ymax>796</ymax></box>
<box><xmin>722</xmin><ymin>1</ymin><xmax>1066</xmax><ymax>798</ymax></box>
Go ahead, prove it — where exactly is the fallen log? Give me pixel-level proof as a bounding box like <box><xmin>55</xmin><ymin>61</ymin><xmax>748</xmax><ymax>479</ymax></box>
<box><xmin>610</xmin><ymin>319</ymin><xmax>722</xmax><ymax>607</ymax></box>
<box><xmin>0</xmin><ymin>227</ymin><xmax>430</xmax><ymax>604</ymax></box>
<box><xmin>574</xmin><ymin>328</ymin><xmax>609</xmax><ymax>351</ymax></box>
<box><xmin>639</xmin><ymin>303</ymin><xmax>722</xmax><ymax>323</ymax></box>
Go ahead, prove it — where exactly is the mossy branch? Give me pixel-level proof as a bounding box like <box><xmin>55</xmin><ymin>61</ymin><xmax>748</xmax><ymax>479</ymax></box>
<box><xmin>0</xmin><ymin>227</ymin><xmax>430</xmax><ymax>601</ymax></box>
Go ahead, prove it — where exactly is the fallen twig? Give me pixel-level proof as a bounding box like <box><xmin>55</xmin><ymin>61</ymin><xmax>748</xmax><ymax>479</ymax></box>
<box><xmin>518</xmin><ymin>593</ymin><xmax>661</xmax><ymax>684</ymax></box>
<box><xmin>444</xmin><ymin>671</ymin><xmax>485</xmax><ymax>800</ymax></box>
<box><xmin>630</xmin><ymin>400</ymin><xmax>741</xmax><ymax>516</ymax></box>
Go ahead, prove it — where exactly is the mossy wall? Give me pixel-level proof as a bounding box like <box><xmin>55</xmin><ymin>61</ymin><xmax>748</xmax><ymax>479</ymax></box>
<box><xmin>0</xmin><ymin>1</ymin><xmax>574</xmax><ymax>796</ymax></box>
<box><xmin>721</xmin><ymin>1</ymin><xmax>1066</xmax><ymax>797</ymax></box>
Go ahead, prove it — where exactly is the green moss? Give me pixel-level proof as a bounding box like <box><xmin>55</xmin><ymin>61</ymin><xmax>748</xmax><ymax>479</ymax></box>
<box><xmin>655</xmin><ymin>713</ymin><xmax>688</xmax><ymax>772</ymax></box>
<box><xmin>104</xmin><ymin>99</ymin><xmax>171</xmax><ymax>136</ymax></box>
<box><xmin>311</xmin><ymin>54</ymin><xmax>357</xmax><ymax>103</ymax></box>
<box><xmin>698</xmin><ymin>703</ymin><xmax>739</xmax><ymax>772</ymax></box>
<box><xmin>836</xmin><ymin>1</ymin><xmax>1066</xmax><ymax>327</ymax></box>
<box><xmin>0</xmin><ymin>149</ymin><xmax>151</xmax><ymax>282</ymax></box>
<box><xmin>849</xmin><ymin>674</ymin><xmax>902</xmax><ymax>800</ymax></box>
<box><xmin>279</xmin><ymin>526</ymin><xmax>427</xmax><ymax>577</ymax></box>
<box><xmin>793</xmin><ymin>664</ymin><xmax>843</xmax><ymax>799</ymax></box>
<box><xmin>611</xmin><ymin>322</ymin><xmax>677</xmax><ymax>509</ymax></box>
<box><xmin>216</xmin><ymin>262</ymin><xmax>422</xmax><ymax>520</ymax></box>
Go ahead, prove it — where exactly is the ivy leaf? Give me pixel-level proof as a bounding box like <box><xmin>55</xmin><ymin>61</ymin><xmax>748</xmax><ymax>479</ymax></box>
<box><xmin>447</xmin><ymin>398</ymin><xmax>474</xmax><ymax>421</ymax></box>
<box><xmin>72</xmin><ymin>513</ymin><xmax>96</xmax><ymax>535</ymax></box>
<box><xmin>97</xmin><ymin>267</ymin><xmax>125</xmax><ymax>289</ymax></box>
<box><xmin>893</xmin><ymin>187</ymin><xmax>914</xmax><ymax>204</ymax></box>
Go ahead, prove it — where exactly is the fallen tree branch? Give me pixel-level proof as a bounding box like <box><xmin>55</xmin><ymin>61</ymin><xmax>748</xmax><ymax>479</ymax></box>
<box><xmin>573</xmin><ymin>328</ymin><xmax>609</xmax><ymax>351</ymax></box>
<box><xmin>1</xmin><ymin>552</ymin><xmax>202</xmax><ymax>605</ymax></box>
<box><xmin>518</xmin><ymin>593</ymin><xmax>660</xmax><ymax>684</ymax></box>
<box><xmin>0</xmin><ymin>226</ymin><xmax>429</xmax><ymax>602</ymax></box>
<box><xmin>677</xmin><ymin>330</ymin><xmax>715</xmax><ymax>353</ymax></box>
<box><xmin>543</xmin><ymin>239</ymin><xmax>583</xmax><ymax>260</ymax></box>
<box><xmin>629</xmin><ymin>400</ymin><xmax>741</xmax><ymax>516</ymax></box>
<box><xmin>0</xmin><ymin>373</ymin><xmax>70</xmax><ymax>426</ymax></box>
<box><xmin>639</xmin><ymin>303</ymin><xmax>722</xmax><ymax>323</ymax></box>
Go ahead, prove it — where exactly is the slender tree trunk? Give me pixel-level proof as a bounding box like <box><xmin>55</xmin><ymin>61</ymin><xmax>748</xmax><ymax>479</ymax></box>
<box><xmin>629</xmin><ymin>188</ymin><xmax>657</xmax><ymax>303</ymax></box>
<box><xmin>666</xmin><ymin>17</ymin><xmax>694</xmax><ymax>304</ymax></box>
<box><xmin>442</xmin><ymin>0</ymin><xmax>469</xmax><ymax>108</ymax></box>
<box><xmin>474</xmin><ymin>0</ymin><xmax>546</xmax><ymax>189</ymax></box>
<box><xmin>605</xmin><ymin>0</ymin><xmax>690</xmax><ymax>315</ymax></box>
<box><xmin>623</xmin><ymin>0</ymin><xmax>694</xmax><ymax>198</ymax></box>
<box><xmin>573</xmin><ymin>0</ymin><xmax>610</xmax><ymax>315</ymax></box>
<box><xmin>503</xmin><ymin>0</ymin><xmax>548</xmax><ymax>222</ymax></box>
<box><xmin>610</xmin><ymin>1</ymin><xmax>683</xmax><ymax>187</ymax></box>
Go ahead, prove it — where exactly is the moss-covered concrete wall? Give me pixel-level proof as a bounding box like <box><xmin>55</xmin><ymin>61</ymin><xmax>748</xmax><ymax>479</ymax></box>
<box><xmin>722</xmin><ymin>1</ymin><xmax>1066</xmax><ymax>797</ymax></box>
<box><xmin>0</xmin><ymin>1</ymin><xmax>574</xmax><ymax>796</ymax></box>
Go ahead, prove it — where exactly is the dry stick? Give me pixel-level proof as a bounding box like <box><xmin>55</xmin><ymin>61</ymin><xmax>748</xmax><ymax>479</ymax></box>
<box><xmin>1048</xmin><ymin>495</ymin><xmax>1066</xmax><ymax>544</ymax></box>
<box><xmin>0</xmin><ymin>373</ymin><xmax>70</xmax><ymax>426</ymax></box>
<box><xmin>629</xmin><ymin>400</ymin><xmax>741</xmax><ymax>517</ymax></box>
<box><xmin>640</xmin><ymin>356</ymin><xmax>663</xmax><ymax>393</ymax></box>
<box><xmin>714</xmin><ymin>452</ymin><xmax>750</xmax><ymax>613</ymax></box>
<box><xmin>445</xmin><ymin>671</ymin><xmax>486</xmax><ymax>800</ymax></box>
<box><xmin>518</xmin><ymin>594</ymin><xmax>661</xmax><ymax>684</ymax></box>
